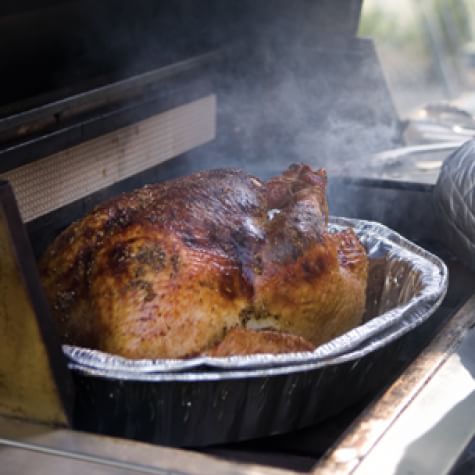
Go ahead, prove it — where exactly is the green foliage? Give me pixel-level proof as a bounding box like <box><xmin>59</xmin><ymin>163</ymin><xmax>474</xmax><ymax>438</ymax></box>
<box><xmin>359</xmin><ymin>0</ymin><xmax>472</xmax><ymax>57</ymax></box>
<box><xmin>432</xmin><ymin>0</ymin><xmax>471</xmax><ymax>55</ymax></box>
<box><xmin>358</xmin><ymin>3</ymin><xmax>429</xmax><ymax>58</ymax></box>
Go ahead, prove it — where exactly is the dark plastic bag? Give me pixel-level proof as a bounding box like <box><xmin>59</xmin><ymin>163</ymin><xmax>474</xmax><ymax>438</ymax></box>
<box><xmin>434</xmin><ymin>139</ymin><xmax>475</xmax><ymax>270</ymax></box>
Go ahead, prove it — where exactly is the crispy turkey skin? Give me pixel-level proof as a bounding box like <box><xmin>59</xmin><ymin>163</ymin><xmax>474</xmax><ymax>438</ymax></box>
<box><xmin>40</xmin><ymin>164</ymin><xmax>368</xmax><ymax>359</ymax></box>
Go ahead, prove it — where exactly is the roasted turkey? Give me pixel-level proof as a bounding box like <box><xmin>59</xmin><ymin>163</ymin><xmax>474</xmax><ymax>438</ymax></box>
<box><xmin>39</xmin><ymin>164</ymin><xmax>368</xmax><ymax>359</ymax></box>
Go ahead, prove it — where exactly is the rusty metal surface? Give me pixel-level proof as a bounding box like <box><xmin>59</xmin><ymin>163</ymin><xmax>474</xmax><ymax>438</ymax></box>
<box><xmin>0</xmin><ymin>181</ymin><xmax>72</xmax><ymax>425</ymax></box>
<box><xmin>313</xmin><ymin>292</ymin><xmax>475</xmax><ymax>474</ymax></box>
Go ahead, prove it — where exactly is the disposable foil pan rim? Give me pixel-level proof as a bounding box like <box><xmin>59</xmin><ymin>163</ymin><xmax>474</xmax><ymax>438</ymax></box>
<box><xmin>64</xmin><ymin>217</ymin><xmax>448</xmax><ymax>376</ymax></box>
<box><xmin>67</xmin><ymin>287</ymin><xmax>447</xmax><ymax>382</ymax></box>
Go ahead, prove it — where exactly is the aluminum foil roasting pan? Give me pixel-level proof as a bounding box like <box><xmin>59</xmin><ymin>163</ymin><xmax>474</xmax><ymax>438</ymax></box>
<box><xmin>67</xmin><ymin>218</ymin><xmax>448</xmax><ymax>447</ymax></box>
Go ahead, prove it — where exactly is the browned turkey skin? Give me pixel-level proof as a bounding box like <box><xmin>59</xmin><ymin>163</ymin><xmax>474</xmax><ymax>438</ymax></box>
<box><xmin>39</xmin><ymin>164</ymin><xmax>368</xmax><ymax>359</ymax></box>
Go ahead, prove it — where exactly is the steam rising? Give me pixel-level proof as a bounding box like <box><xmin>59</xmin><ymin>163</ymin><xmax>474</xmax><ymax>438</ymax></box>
<box><xmin>208</xmin><ymin>30</ymin><xmax>402</xmax><ymax>184</ymax></box>
<box><xmin>68</xmin><ymin>1</ymin><xmax>403</xmax><ymax>184</ymax></box>
<box><xmin>76</xmin><ymin>2</ymin><xmax>404</xmax><ymax>218</ymax></box>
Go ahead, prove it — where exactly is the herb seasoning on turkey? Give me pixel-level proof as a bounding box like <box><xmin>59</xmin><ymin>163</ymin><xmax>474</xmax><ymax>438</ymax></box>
<box><xmin>39</xmin><ymin>164</ymin><xmax>368</xmax><ymax>359</ymax></box>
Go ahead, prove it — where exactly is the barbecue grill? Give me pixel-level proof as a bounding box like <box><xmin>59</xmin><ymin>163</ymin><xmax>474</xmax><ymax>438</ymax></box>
<box><xmin>1</xmin><ymin>1</ymin><xmax>475</xmax><ymax>473</ymax></box>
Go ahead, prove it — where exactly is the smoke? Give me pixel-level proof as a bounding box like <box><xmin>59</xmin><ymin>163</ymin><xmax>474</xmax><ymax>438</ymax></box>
<box><xmin>109</xmin><ymin>1</ymin><xmax>405</xmax><ymax>223</ymax></box>
<box><xmin>21</xmin><ymin>1</ymin><xmax>405</xmax><ymax>229</ymax></box>
<box><xmin>204</xmin><ymin>16</ymin><xmax>402</xmax><ymax>196</ymax></box>
<box><xmin>48</xmin><ymin>1</ymin><xmax>402</xmax><ymax>183</ymax></box>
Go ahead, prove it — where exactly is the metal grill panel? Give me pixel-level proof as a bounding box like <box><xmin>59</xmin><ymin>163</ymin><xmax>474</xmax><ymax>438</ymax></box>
<box><xmin>2</xmin><ymin>95</ymin><xmax>216</xmax><ymax>222</ymax></box>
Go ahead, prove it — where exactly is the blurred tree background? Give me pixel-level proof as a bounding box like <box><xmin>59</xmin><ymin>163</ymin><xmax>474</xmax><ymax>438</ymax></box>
<box><xmin>359</xmin><ymin>0</ymin><xmax>475</xmax><ymax>116</ymax></box>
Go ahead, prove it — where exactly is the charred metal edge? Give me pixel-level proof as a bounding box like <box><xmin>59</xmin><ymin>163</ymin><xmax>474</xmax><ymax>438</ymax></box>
<box><xmin>330</xmin><ymin>176</ymin><xmax>434</xmax><ymax>193</ymax></box>
<box><xmin>0</xmin><ymin>180</ymin><xmax>74</xmax><ymax>423</ymax></box>
<box><xmin>0</xmin><ymin>51</ymin><xmax>220</xmax><ymax>133</ymax></box>
<box><xmin>0</xmin><ymin>53</ymin><xmax>219</xmax><ymax>174</ymax></box>
<box><xmin>327</xmin><ymin>177</ymin><xmax>438</xmax><ymax>247</ymax></box>
<box><xmin>313</xmin><ymin>292</ymin><xmax>475</xmax><ymax>474</ymax></box>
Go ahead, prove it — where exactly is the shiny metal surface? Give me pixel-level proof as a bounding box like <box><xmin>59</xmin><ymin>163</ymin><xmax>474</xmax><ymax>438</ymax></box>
<box><xmin>315</xmin><ymin>292</ymin><xmax>475</xmax><ymax>475</ymax></box>
<box><xmin>355</xmin><ymin>324</ymin><xmax>475</xmax><ymax>474</ymax></box>
<box><xmin>372</xmin><ymin>141</ymin><xmax>465</xmax><ymax>163</ymax></box>
<box><xmin>0</xmin><ymin>416</ymin><xmax>289</xmax><ymax>475</ymax></box>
